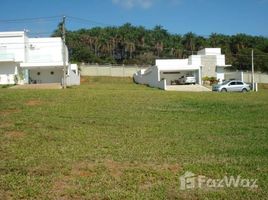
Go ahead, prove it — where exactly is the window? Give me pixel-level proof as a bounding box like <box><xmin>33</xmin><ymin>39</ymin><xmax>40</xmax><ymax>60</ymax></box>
<box><xmin>37</xmin><ymin>72</ymin><xmax>41</xmax><ymax>76</ymax></box>
<box><xmin>229</xmin><ymin>82</ymin><xmax>236</xmax><ymax>85</ymax></box>
<box><xmin>236</xmin><ymin>82</ymin><xmax>243</xmax><ymax>85</ymax></box>
<box><xmin>50</xmin><ymin>71</ymin><xmax>54</xmax><ymax>75</ymax></box>
<box><xmin>163</xmin><ymin>72</ymin><xmax>181</xmax><ymax>74</ymax></box>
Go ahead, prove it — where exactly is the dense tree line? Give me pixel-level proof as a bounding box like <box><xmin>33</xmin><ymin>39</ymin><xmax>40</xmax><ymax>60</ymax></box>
<box><xmin>52</xmin><ymin>23</ymin><xmax>268</xmax><ymax>72</ymax></box>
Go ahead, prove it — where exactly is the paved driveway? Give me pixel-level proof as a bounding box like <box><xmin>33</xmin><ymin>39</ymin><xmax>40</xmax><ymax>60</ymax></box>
<box><xmin>166</xmin><ymin>85</ymin><xmax>211</xmax><ymax>92</ymax></box>
<box><xmin>10</xmin><ymin>83</ymin><xmax>62</xmax><ymax>89</ymax></box>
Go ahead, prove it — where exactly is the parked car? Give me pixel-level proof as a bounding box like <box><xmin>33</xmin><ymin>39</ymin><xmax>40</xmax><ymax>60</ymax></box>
<box><xmin>179</xmin><ymin>75</ymin><xmax>196</xmax><ymax>85</ymax></box>
<box><xmin>212</xmin><ymin>80</ymin><xmax>250</xmax><ymax>92</ymax></box>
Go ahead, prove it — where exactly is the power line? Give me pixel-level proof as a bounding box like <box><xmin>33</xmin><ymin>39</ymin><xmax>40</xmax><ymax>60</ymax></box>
<box><xmin>0</xmin><ymin>16</ymin><xmax>62</xmax><ymax>23</ymax></box>
<box><xmin>66</xmin><ymin>15</ymin><xmax>116</xmax><ymax>27</ymax></box>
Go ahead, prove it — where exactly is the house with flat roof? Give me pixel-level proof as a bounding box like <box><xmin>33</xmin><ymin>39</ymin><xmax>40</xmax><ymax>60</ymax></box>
<box><xmin>133</xmin><ymin>48</ymin><xmax>231</xmax><ymax>90</ymax></box>
<box><xmin>0</xmin><ymin>31</ymin><xmax>80</xmax><ymax>86</ymax></box>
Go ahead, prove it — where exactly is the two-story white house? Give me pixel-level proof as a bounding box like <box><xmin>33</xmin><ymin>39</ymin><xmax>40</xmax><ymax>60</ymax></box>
<box><xmin>0</xmin><ymin>31</ymin><xmax>80</xmax><ymax>86</ymax></box>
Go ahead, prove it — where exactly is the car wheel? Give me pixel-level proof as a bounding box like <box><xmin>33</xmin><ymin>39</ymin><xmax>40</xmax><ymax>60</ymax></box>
<box><xmin>242</xmin><ymin>88</ymin><xmax>248</xmax><ymax>93</ymax></box>
<box><xmin>221</xmin><ymin>88</ymin><xmax>227</xmax><ymax>92</ymax></box>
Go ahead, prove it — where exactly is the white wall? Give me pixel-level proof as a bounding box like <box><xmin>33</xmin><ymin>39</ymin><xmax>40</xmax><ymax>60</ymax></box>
<box><xmin>27</xmin><ymin>38</ymin><xmax>64</xmax><ymax>63</ymax></box>
<box><xmin>67</xmin><ymin>68</ymin><xmax>80</xmax><ymax>86</ymax></box>
<box><xmin>0</xmin><ymin>62</ymin><xmax>17</xmax><ymax>84</ymax></box>
<box><xmin>215</xmin><ymin>55</ymin><xmax>226</xmax><ymax>66</ymax></box>
<box><xmin>134</xmin><ymin>66</ymin><xmax>166</xmax><ymax>90</ymax></box>
<box><xmin>29</xmin><ymin>68</ymin><xmax>63</xmax><ymax>84</ymax></box>
<box><xmin>198</xmin><ymin>48</ymin><xmax>221</xmax><ymax>56</ymax></box>
<box><xmin>156</xmin><ymin>59</ymin><xmax>189</xmax><ymax>68</ymax></box>
<box><xmin>0</xmin><ymin>32</ymin><xmax>26</xmax><ymax>62</ymax></box>
<box><xmin>216</xmin><ymin>67</ymin><xmax>225</xmax><ymax>83</ymax></box>
<box><xmin>188</xmin><ymin>55</ymin><xmax>201</xmax><ymax>65</ymax></box>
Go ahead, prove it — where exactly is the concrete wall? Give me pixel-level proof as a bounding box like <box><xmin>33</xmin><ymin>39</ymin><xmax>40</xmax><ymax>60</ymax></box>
<box><xmin>80</xmin><ymin>64</ymin><xmax>144</xmax><ymax>77</ymax></box>
<box><xmin>201</xmin><ymin>55</ymin><xmax>217</xmax><ymax>78</ymax></box>
<box><xmin>225</xmin><ymin>71</ymin><xmax>242</xmax><ymax>81</ymax></box>
<box><xmin>225</xmin><ymin>71</ymin><xmax>268</xmax><ymax>83</ymax></box>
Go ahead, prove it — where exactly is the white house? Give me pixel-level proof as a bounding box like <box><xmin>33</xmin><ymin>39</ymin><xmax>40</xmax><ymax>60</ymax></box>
<box><xmin>133</xmin><ymin>48</ymin><xmax>231</xmax><ymax>90</ymax></box>
<box><xmin>0</xmin><ymin>31</ymin><xmax>80</xmax><ymax>86</ymax></box>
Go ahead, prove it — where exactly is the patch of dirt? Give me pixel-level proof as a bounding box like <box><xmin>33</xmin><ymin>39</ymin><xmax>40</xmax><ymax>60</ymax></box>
<box><xmin>80</xmin><ymin>76</ymin><xmax>88</xmax><ymax>84</ymax></box>
<box><xmin>50</xmin><ymin>160</ymin><xmax>182</xmax><ymax>197</ymax></box>
<box><xmin>28</xmin><ymin>165</ymin><xmax>55</xmax><ymax>176</ymax></box>
<box><xmin>0</xmin><ymin>109</ymin><xmax>21</xmax><ymax>116</ymax></box>
<box><xmin>0</xmin><ymin>122</ymin><xmax>13</xmax><ymax>129</ymax></box>
<box><xmin>25</xmin><ymin>99</ymin><xmax>43</xmax><ymax>106</ymax></box>
<box><xmin>5</xmin><ymin>131</ymin><xmax>25</xmax><ymax>139</ymax></box>
<box><xmin>104</xmin><ymin>159</ymin><xmax>125</xmax><ymax>179</ymax></box>
<box><xmin>52</xmin><ymin>177</ymin><xmax>73</xmax><ymax>200</ymax></box>
<box><xmin>71</xmin><ymin>160</ymin><xmax>181</xmax><ymax>179</ymax></box>
<box><xmin>71</xmin><ymin>162</ymin><xmax>96</xmax><ymax>177</ymax></box>
<box><xmin>139</xmin><ymin>181</ymin><xmax>154</xmax><ymax>191</ymax></box>
<box><xmin>0</xmin><ymin>190</ymin><xmax>13</xmax><ymax>200</ymax></box>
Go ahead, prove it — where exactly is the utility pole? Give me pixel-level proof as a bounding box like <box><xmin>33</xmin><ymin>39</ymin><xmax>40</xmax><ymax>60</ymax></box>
<box><xmin>62</xmin><ymin>16</ymin><xmax>67</xmax><ymax>89</ymax></box>
<box><xmin>251</xmin><ymin>49</ymin><xmax>255</xmax><ymax>91</ymax></box>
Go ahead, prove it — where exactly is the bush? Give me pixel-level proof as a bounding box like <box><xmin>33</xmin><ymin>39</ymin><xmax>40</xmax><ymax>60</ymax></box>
<box><xmin>202</xmin><ymin>76</ymin><xmax>219</xmax><ymax>85</ymax></box>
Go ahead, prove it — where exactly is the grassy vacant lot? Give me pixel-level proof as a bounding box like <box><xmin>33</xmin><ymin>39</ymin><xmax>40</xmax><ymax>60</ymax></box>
<box><xmin>0</xmin><ymin>77</ymin><xmax>267</xmax><ymax>199</ymax></box>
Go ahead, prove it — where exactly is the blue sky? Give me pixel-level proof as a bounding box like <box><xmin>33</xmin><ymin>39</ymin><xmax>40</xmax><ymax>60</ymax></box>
<box><xmin>0</xmin><ymin>0</ymin><xmax>267</xmax><ymax>37</ymax></box>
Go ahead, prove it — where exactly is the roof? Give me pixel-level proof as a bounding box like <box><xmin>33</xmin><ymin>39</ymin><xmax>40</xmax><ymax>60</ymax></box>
<box><xmin>156</xmin><ymin>59</ymin><xmax>200</xmax><ymax>71</ymax></box>
<box><xmin>157</xmin><ymin>65</ymin><xmax>200</xmax><ymax>71</ymax></box>
<box><xmin>0</xmin><ymin>31</ymin><xmax>25</xmax><ymax>37</ymax></box>
<box><xmin>20</xmin><ymin>62</ymin><xmax>64</xmax><ymax>68</ymax></box>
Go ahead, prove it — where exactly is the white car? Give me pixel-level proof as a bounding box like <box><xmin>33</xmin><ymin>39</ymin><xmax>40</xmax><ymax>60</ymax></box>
<box><xmin>179</xmin><ymin>75</ymin><xmax>196</xmax><ymax>85</ymax></box>
<box><xmin>212</xmin><ymin>80</ymin><xmax>250</xmax><ymax>92</ymax></box>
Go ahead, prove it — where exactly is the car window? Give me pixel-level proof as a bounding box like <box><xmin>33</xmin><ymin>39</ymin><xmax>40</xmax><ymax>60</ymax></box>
<box><xmin>229</xmin><ymin>82</ymin><xmax>236</xmax><ymax>85</ymax></box>
<box><xmin>236</xmin><ymin>82</ymin><xmax>243</xmax><ymax>85</ymax></box>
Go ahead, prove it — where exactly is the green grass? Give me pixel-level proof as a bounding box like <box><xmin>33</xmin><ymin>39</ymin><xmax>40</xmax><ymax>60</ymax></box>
<box><xmin>0</xmin><ymin>77</ymin><xmax>268</xmax><ymax>199</ymax></box>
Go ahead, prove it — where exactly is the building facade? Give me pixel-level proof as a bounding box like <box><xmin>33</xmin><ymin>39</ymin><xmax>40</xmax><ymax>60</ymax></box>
<box><xmin>0</xmin><ymin>31</ymin><xmax>80</xmax><ymax>86</ymax></box>
<box><xmin>133</xmin><ymin>48</ymin><xmax>231</xmax><ymax>90</ymax></box>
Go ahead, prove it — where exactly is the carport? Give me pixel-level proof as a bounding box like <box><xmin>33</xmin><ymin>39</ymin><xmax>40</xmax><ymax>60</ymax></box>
<box><xmin>156</xmin><ymin>59</ymin><xmax>202</xmax><ymax>86</ymax></box>
<box><xmin>20</xmin><ymin>62</ymin><xmax>64</xmax><ymax>84</ymax></box>
<box><xmin>160</xmin><ymin>68</ymin><xmax>200</xmax><ymax>86</ymax></box>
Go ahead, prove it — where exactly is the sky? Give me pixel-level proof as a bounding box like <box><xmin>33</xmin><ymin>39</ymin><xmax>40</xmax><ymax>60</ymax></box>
<box><xmin>0</xmin><ymin>0</ymin><xmax>267</xmax><ymax>37</ymax></box>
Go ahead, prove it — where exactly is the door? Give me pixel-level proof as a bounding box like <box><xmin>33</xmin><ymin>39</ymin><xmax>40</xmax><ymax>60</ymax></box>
<box><xmin>227</xmin><ymin>81</ymin><xmax>237</xmax><ymax>92</ymax></box>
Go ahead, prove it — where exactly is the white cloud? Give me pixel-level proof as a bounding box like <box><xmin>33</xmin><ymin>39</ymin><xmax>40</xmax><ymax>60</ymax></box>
<box><xmin>112</xmin><ymin>0</ymin><xmax>180</xmax><ymax>9</ymax></box>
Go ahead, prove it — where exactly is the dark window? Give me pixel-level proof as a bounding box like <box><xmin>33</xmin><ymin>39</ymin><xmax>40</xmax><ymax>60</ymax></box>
<box><xmin>230</xmin><ymin>82</ymin><xmax>236</xmax><ymax>85</ymax></box>
<box><xmin>37</xmin><ymin>72</ymin><xmax>40</xmax><ymax>76</ymax></box>
<box><xmin>236</xmin><ymin>82</ymin><xmax>243</xmax><ymax>85</ymax></box>
<box><xmin>163</xmin><ymin>72</ymin><xmax>181</xmax><ymax>74</ymax></box>
<box><xmin>50</xmin><ymin>71</ymin><xmax>54</xmax><ymax>75</ymax></box>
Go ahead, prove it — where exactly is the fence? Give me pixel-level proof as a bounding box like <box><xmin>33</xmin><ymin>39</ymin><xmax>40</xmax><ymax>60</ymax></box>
<box><xmin>80</xmin><ymin>64</ymin><xmax>148</xmax><ymax>77</ymax></box>
<box><xmin>225</xmin><ymin>71</ymin><xmax>268</xmax><ymax>83</ymax></box>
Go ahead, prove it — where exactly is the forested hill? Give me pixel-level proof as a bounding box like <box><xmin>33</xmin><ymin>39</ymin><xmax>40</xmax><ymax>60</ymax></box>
<box><xmin>52</xmin><ymin>23</ymin><xmax>268</xmax><ymax>72</ymax></box>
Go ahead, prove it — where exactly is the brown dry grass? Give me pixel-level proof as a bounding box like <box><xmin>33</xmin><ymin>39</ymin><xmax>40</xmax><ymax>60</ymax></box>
<box><xmin>5</xmin><ymin>131</ymin><xmax>25</xmax><ymax>139</ymax></box>
<box><xmin>0</xmin><ymin>109</ymin><xmax>21</xmax><ymax>116</ymax></box>
<box><xmin>25</xmin><ymin>99</ymin><xmax>43</xmax><ymax>106</ymax></box>
<box><xmin>70</xmin><ymin>160</ymin><xmax>181</xmax><ymax>179</ymax></box>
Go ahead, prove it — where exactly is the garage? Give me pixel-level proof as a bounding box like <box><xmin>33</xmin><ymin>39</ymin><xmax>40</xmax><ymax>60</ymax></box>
<box><xmin>160</xmin><ymin>69</ymin><xmax>200</xmax><ymax>86</ymax></box>
<box><xmin>28</xmin><ymin>68</ymin><xmax>63</xmax><ymax>84</ymax></box>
